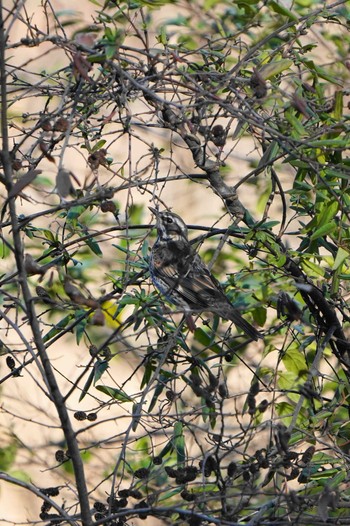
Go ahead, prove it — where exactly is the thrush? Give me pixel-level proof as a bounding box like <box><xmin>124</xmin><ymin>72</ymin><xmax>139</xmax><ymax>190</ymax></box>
<box><xmin>149</xmin><ymin>207</ymin><xmax>262</xmax><ymax>341</ymax></box>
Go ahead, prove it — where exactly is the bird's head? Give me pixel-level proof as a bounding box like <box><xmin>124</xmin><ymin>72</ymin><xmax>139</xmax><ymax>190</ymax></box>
<box><xmin>149</xmin><ymin>207</ymin><xmax>188</xmax><ymax>242</ymax></box>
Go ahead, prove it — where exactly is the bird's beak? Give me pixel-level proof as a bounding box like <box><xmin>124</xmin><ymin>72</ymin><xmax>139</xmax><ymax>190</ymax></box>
<box><xmin>149</xmin><ymin>206</ymin><xmax>158</xmax><ymax>216</ymax></box>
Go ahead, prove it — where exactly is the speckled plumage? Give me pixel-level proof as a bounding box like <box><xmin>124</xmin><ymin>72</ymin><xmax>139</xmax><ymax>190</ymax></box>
<box><xmin>149</xmin><ymin>208</ymin><xmax>262</xmax><ymax>341</ymax></box>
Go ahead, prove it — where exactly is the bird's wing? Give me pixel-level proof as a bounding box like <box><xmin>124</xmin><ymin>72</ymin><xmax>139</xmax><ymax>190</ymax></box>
<box><xmin>154</xmin><ymin>252</ymin><xmax>224</xmax><ymax>309</ymax></box>
<box><xmin>152</xmin><ymin>247</ymin><xmax>262</xmax><ymax>340</ymax></box>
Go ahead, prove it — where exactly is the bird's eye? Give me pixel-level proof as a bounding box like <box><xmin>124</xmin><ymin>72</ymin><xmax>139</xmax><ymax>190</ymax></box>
<box><xmin>166</xmin><ymin>217</ymin><xmax>173</xmax><ymax>224</ymax></box>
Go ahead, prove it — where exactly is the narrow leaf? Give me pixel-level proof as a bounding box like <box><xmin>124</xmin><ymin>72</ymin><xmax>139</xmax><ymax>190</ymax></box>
<box><xmin>93</xmin><ymin>360</ymin><xmax>109</xmax><ymax>385</ymax></box>
<box><xmin>79</xmin><ymin>368</ymin><xmax>95</xmax><ymax>402</ymax></box>
<box><xmin>269</xmin><ymin>0</ymin><xmax>298</xmax><ymax>21</ymax></box>
<box><xmin>310</xmin><ymin>223</ymin><xmax>337</xmax><ymax>241</ymax></box>
<box><xmin>260</xmin><ymin>59</ymin><xmax>293</xmax><ymax>80</ymax></box>
<box><xmin>173</xmin><ymin>421</ymin><xmax>185</xmax><ymax>467</ymax></box>
<box><xmin>332</xmin><ymin>247</ymin><xmax>349</xmax><ymax>271</ymax></box>
<box><xmin>95</xmin><ymin>385</ymin><xmax>133</xmax><ymax>402</ymax></box>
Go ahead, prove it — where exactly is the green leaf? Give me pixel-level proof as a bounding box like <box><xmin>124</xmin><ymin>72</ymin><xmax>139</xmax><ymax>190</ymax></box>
<box><xmin>232</xmin><ymin>119</ymin><xmax>249</xmax><ymax>140</ymax></box>
<box><xmin>157</xmin><ymin>26</ymin><xmax>168</xmax><ymax>45</ymax></box>
<box><xmin>157</xmin><ymin>438</ymin><xmax>174</xmax><ymax>459</ymax></box>
<box><xmin>75</xmin><ymin>310</ymin><xmax>88</xmax><ymax>344</ymax></box>
<box><xmin>268</xmin><ymin>0</ymin><xmax>298</xmax><ymax>21</ymax></box>
<box><xmin>79</xmin><ymin>368</ymin><xmax>95</xmax><ymax>402</ymax></box>
<box><xmin>260</xmin><ymin>59</ymin><xmax>293</xmax><ymax>80</ymax></box>
<box><xmin>260</xmin><ymin>220</ymin><xmax>280</xmax><ymax>229</ymax></box>
<box><xmin>91</xmin><ymin>139</ymin><xmax>107</xmax><ymax>153</ymax></box>
<box><xmin>301</xmin><ymin>258</ymin><xmax>325</xmax><ymax>277</ymax></box>
<box><xmin>252</xmin><ymin>307</ymin><xmax>267</xmax><ymax>326</ymax></box>
<box><xmin>312</xmin><ymin>64</ymin><xmax>344</xmax><ymax>86</ymax></box>
<box><xmin>307</xmin><ymin>139</ymin><xmax>349</xmax><ymax>148</ymax></box>
<box><xmin>323</xmin><ymin>469</ymin><xmax>346</xmax><ymax>487</ymax></box>
<box><xmin>193</xmin><ymin>327</ymin><xmax>222</xmax><ymax>354</ymax></box>
<box><xmin>83</xmin><ymin>235</ymin><xmax>103</xmax><ymax>256</ymax></box>
<box><xmin>43</xmin><ymin>229</ymin><xmax>56</xmax><ymax>242</ymax></box>
<box><xmin>104</xmin><ymin>27</ymin><xmax>115</xmax><ymax>42</ymax></box>
<box><xmin>140</xmin><ymin>360</ymin><xmax>154</xmax><ymax>389</ymax></box>
<box><xmin>43</xmin><ymin>314</ymin><xmax>73</xmax><ymax>342</ymax></box>
<box><xmin>285</xmin><ymin>108</ymin><xmax>306</xmax><ymax>136</ymax></box>
<box><xmin>93</xmin><ymin>360</ymin><xmax>109</xmax><ymax>385</ymax></box>
<box><xmin>67</xmin><ymin>206</ymin><xmax>85</xmax><ymax>220</ymax></box>
<box><xmin>309</xmin><ymin>223</ymin><xmax>337</xmax><ymax>241</ymax></box>
<box><xmin>333</xmin><ymin>91</ymin><xmax>343</xmax><ymax>120</ymax></box>
<box><xmin>257</xmin><ymin>141</ymin><xmax>280</xmax><ymax>170</ymax></box>
<box><xmin>132</xmin><ymin>402</ymin><xmax>141</xmax><ymax>432</ymax></box>
<box><xmin>148</xmin><ymin>374</ymin><xmax>168</xmax><ymax>412</ymax></box>
<box><xmin>282</xmin><ymin>347</ymin><xmax>308</xmax><ymax>375</ymax></box>
<box><xmin>275</xmin><ymin>401</ymin><xmax>296</xmax><ymax>419</ymax></box>
<box><xmin>173</xmin><ymin>421</ymin><xmax>185</xmax><ymax>467</ymax></box>
<box><xmin>332</xmin><ymin>247</ymin><xmax>349</xmax><ymax>271</ymax></box>
<box><xmin>317</xmin><ymin>201</ymin><xmax>339</xmax><ymax>228</ymax></box>
<box><xmin>0</xmin><ymin>442</ymin><xmax>17</xmax><ymax>471</ymax></box>
<box><xmin>95</xmin><ymin>385</ymin><xmax>133</xmax><ymax>402</ymax></box>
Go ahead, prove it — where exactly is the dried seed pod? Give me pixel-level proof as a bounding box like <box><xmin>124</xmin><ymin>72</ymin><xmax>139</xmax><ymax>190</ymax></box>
<box><xmin>74</xmin><ymin>411</ymin><xmax>87</xmax><ymax>421</ymax></box>
<box><xmin>55</xmin><ymin>450</ymin><xmax>66</xmax><ymax>463</ymax></box>
<box><xmin>64</xmin><ymin>277</ymin><xmax>86</xmax><ymax>304</ymax></box>
<box><xmin>210</xmin><ymin>124</ymin><xmax>227</xmax><ymax>147</ymax></box>
<box><xmin>134</xmin><ymin>468</ymin><xmax>149</xmax><ymax>479</ymax></box>
<box><xmin>12</xmin><ymin>158</ymin><xmax>23</xmax><ymax>171</ymax></box>
<box><xmin>89</xmin><ymin>345</ymin><xmax>99</xmax><ymax>357</ymax></box>
<box><xmin>39</xmin><ymin>141</ymin><xmax>55</xmax><ymax>163</ymax></box>
<box><xmin>165</xmin><ymin>389</ymin><xmax>175</xmax><ymax>401</ymax></box>
<box><xmin>117</xmin><ymin>490</ymin><xmax>130</xmax><ymax>498</ymax></box>
<box><xmin>72</xmin><ymin>52</ymin><xmax>92</xmax><ymax>81</ymax></box>
<box><xmin>90</xmin><ymin>308</ymin><xmax>105</xmax><ymax>326</ymax></box>
<box><xmin>165</xmin><ymin>466</ymin><xmax>177</xmax><ymax>478</ymax></box>
<box><xmin>227</xmin><ymin>461</ymin><xmax>237</xmax><ymax>477</ymax></box>
<box><xmin>286</xmin><ymin>466</ymin><xmax>300</xmax><ymax>481</ymax></box>
<box><xmin>129</xmin><ymin>489</ymin><xmax>142</xmax><ymax>500</ymax></box>
<box><xmin>101</xmin><ymin>200</ymin><xmax>117</xmax><ymax>214</ymax></box>
<box><xmin>40</xmin><ymin>487</ymin><xmax>60</xmax><ymax>497</ymax></box>
<box><xmin>275</xmin><ymin>424</ymin><xmax>291</xmax><ymax>453</ymax></box>
<box><xmin>53</xmin><ymin>117</ymin><xmax>69</xmax><ymax>132</ymax></box>
<box><xmin>300</xmin><ymin>445</ymin><xmax>315</xmax><ymax>466</ymax></box>
<box><xmin>257</xmin><ymin>399</ymin><xmax>269</xmax><ymax>413</ymax></box>
<box><xmin>6</xmin><ymin>355</ymin><xmax>15</xmax><ymax>370</ymax></box>
<box><xmin>250</xmin><ymin>68</ymin><xmax>267</xmax><ymax>99</ymax></box>
<box><xmin>24</xmin><ymin>253</ymin><xmax>46</xmax><ymax>276</ymax></box>
<box><xmin>39</xmin><ymin>117</ymin><xmax>52</xmax><ymax>132</ymax></box>
<box><xmin>181</xmin><ymin>489</ymin><xmax>195</xmax><ymax>501</ymax></box>
<box><xmin>56</xmin><ymin>168</ymin><xmax>76</xmax><ymax>199</ymax></box>
<box><xmin>218</xmin><ymin>383</ymin><xmax>228</xmax><ymax>398</ymax></box>
<box><xmin>292</xmin><ymin>94</ymin><xmax>309</xmax><ymax>118</ymax></box>
<box><xmin>247</xmin><ymin>392</ymin><xmax>256</xmax><ymax>415</ymax></box>
<box><xmin>249</xmin><ymin>380</ymin><xmax>260</xmax><ymax>396</ymax></box>
<box><xmin>88</xmin><ymin>149</ymin><xmax>107</xmax><ymax>170</ymax></box>
<box><xmin>134</xmin><ymin>500</ymin><xmax>148</xmax><ymax>520</ymax></box>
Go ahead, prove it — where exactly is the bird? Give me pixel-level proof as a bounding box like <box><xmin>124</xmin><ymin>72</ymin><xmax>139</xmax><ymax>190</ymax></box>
<box><xmin>149</xmin><ymin>207</ymin><xmax>262</xmax><ymax>341</ymax></box>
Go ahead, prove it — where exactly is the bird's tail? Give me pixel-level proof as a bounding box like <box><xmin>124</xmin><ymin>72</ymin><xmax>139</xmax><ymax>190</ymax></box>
<box><xmin>221</xmin><ymin>308</ymin><xmax>262</xmax><ymax>341</ymax></box>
